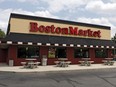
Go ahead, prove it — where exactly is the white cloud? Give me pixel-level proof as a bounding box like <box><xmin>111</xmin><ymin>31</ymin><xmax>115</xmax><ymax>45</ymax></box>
<box><xmin>15</xmin><ymin>0</ymin><xmax>26</xmax><ymax>2</ymax></box>
<box><xmin>110</xmin><ymin>0</ymin><xmax>116</xmax><ymax>3</ymax></box>
<box><xmin>34</xmin><ymin>10</ymin><xmax>58</xmax><ymax>18</ymax></box>
<box><xmin>0</xmin><ymin>9</ymin><xmax>12</xmax><ymax>32</ymax></box>
<box><xmin>13</xmin><ymin>0</ymin><xmax>39</xmax><ymax>3</ymax></box>
<box><xmin>0</xmin><ymin>21</ymin><xmax>7</xmax><ymax>31</ymax></box>
<box><xmin>109</xmin><ymin>17</ymin><xmax>116</xmax><ymax>23</ymax></box>
<box><xmin>77</xmin><ymin>17</ymin><xmax>111</xmax><ymax>26</ymax></box>
<box><xmin>12</xmin><ymin>9</ymin><xmax>34</xmax><ymax>15</ymax></box>
<box><xmin>12</xmin><ymin>9</ymin><xmax>58</xmax><ymax>18</ymax></box>
<box><xmin>0</xmin><ymin>9</ymin><xmax>11</xmax><ymax>21</ymax></box>
<box><xmin>0</xmin><ymin>0</ymin><xmax>4</xmax><ymax>3</ymax></box>
<box><xmin>76</xmin><ymin>17</ymin><xmax>116</xmax><ymax>37</ymax></box>
<box><xmin>86</xmin><ymin>0</ymin><xmax>116</xmax><ymax>14</ymax></box>
<box><xmin>0</xmin><ymin>8</ymin><xmax>58</xmax><ymax>33</ymax></box>
<box><xmin>42</xmin><ymin>0</ymin><xmax>92</xmax><ymax>13</ymax></box>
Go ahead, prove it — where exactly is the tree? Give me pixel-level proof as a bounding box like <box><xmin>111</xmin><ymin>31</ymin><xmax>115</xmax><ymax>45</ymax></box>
<box><xmin>112</xmin><ymin>33</ymin><xmax>116</xmax><ymax>44</ymax></box>
<box><xmin>112</xmin><ymin>33</ymin><xmax>116</xmax><ymax>55</ymax></box>
<box><xmin>0</xmin><ymin>29</ymin><xmax>5</xmax><ymax>38</ymax></box>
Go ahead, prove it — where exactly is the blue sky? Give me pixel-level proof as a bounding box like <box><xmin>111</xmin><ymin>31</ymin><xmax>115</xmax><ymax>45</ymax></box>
<box><xmin>0</xmin><ymin>0</ymin><xmax>116</xmax><ymax>37</ymax></box>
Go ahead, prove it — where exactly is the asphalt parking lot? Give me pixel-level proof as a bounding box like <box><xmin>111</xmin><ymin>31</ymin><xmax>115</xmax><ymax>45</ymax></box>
<box><xmin>0</xmin><ymin>69</ymin><xmax>116</xmax><ymax>87</ymax></box>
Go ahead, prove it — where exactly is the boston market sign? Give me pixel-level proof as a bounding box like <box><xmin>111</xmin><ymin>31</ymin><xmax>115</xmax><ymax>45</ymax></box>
<box><xmin>30</xmin><ymin>22</ymin><xmax>101</xmax><ymax>38</ymax></box>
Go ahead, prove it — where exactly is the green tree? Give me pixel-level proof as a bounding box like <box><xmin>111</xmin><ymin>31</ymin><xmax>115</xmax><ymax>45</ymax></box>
<box><xmin>0</xmin><ymin>29</ymin><xmax>5</xmax><ymax>38</ymax></box>
<box><xmin>112</xmin><ymin>33</ymin><xmax>116</xmax><ymax>55</ymax></box>
<box><xmin>112</xmin><ymin>33</ymin><xmax>116</xmax><ymax>44</ymax></box>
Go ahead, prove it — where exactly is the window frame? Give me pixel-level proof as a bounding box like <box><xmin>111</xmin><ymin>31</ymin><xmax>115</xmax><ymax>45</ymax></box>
<box><xmin>95</xmin><ymin>48</ymin><xmax>108</xmax><ymax>58</ymax></box>
<box><xmin>48</xmin><ymin>47</ymin><xmax>56</xmax><ymax>58</ymax></box>
<box><xmin>48</xmin><ymin>47</ymin><xmax>67</xmax><ymax>58</ymax></box>
<box><xmin>17</xmin><ymin>46</ymin><xmax>39</xmax><ymax>58</ymax></box>
<box><xmin>56</xmin><ymin>47</ymin><xmax>67</xmax><ymax>58</ymax></box>
<box><xmin>74</xmin><ymin>48</ymin><xmax>89</xmax><ymax>58</ymax></box>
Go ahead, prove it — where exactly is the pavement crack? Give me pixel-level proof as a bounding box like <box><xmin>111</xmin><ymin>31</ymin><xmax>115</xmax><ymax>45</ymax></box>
<box><xmin>94</xmin><ymin>75</ymin><xmax>116</xmax><ymax>87</ymax></box>
<box><xmin>49</xmin><ymin>76</ymin><xmax>82</xmax><ymax>87</ymax></box>
<box><xmin>50</xmin><ymin>77</ymin><xmax>60</xmax><ymax>83</ymax></box>
<box><xmin>0</xmin><ymin>83</ymin><xmax>7</xmax><ymax>87</ymax></box>
<box><xmin>66</xmin><ymin>78</ymin><xmax>82</xmax><ymax>87</ymax></box>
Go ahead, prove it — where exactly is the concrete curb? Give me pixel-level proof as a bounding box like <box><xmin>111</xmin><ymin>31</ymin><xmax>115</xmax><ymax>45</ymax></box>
<box><xmin>0</xmin><ymin>64</ymin><xmax>116</xmax><ymax>73</ymax></box>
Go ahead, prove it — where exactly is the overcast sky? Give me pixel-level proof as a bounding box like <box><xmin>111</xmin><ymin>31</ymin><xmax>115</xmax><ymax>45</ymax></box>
<box><xmin>0</xmin><ymin>0</ymin><xmax>116</xmax><ymax>37</ymax></box>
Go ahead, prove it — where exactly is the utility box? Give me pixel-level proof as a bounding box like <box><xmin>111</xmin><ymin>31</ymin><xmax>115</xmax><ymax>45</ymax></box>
<box><xmin>9</xmin><ymin>60</ymin><xmax>14</xmax><ymax>66</ymax></box>
<box><xmin>41</xmin><ymin>55</ymin><xmax>47</xmax><ymax>66</ymax></box>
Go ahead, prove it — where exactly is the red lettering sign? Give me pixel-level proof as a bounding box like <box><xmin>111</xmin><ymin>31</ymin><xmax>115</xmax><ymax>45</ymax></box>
<box><xmin>69</xmin><ymin>26</ymin><xmax>78</xmax><ymax>35</ymax></box>
<box><xmin>30</xmin><ymin>22</ymin><xmax>38</xmax><ymax>32</ymax></box>
<box><xmin>29</xmin><ymin>22</ymin><xmax>101</xmax><ymax>38</ymax></box>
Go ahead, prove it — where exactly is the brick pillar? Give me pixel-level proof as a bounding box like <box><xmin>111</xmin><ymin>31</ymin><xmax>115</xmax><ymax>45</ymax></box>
<box><xmin>67</xmin><ymin>47</ymin><xmax>74</xmax><ymax>61</ymax></box>
<box><xmin>40</xmin><ymin>46</ymin><xmax>48</xmax><ymax>59</ymax></box>
<box><xmin>108</xmin><ymin>49</ymin><xmax>112</xmax><ymax>58</ymax></box>
<box><xmin>7</xmin><ymin>45</ymin><xmax>17</xmax><ymax>66</ymax></box>
<box><xmin>89</xmin><ymin>48</ymin><xmax>95</xmax><ymax>61</ymax></box>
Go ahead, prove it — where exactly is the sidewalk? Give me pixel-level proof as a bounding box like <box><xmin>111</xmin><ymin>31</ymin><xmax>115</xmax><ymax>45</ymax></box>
<box><xmin>0</xmin><ymin>63</ymin><xmax>116</xmax><ymax>72</ymax></box>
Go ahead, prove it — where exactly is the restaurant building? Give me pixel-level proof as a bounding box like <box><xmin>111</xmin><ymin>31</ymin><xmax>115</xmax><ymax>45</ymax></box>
<box><xmin>0</xmin><ymin>13</ymin><xmax>116</xmax><ymax>66</ymax></box>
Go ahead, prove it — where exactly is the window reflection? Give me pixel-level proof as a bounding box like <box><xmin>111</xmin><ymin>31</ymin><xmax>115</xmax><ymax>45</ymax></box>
<box><xmin>74</xmin><ymin>48</ymin><xmax>89</xmax><ymax>58</ymax></box>
<box><xmin>95</xmin><ymin>49</ymin><xmax>108</xmax><ymax>58</ymax></box>
<box><xmin>17</xmin><ymin>46</ymin><xmax>39</xmax><ymax>58</ymax></box>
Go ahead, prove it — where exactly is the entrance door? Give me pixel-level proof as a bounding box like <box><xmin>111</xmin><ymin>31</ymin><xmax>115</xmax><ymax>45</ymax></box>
<box><xmin>0</xmin><ymin>49</ymin><xmax>7</xmax><ymax>63</ymax></box>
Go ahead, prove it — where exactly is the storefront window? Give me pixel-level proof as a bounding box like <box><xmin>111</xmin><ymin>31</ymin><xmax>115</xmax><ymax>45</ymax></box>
<box><xmin>74</xmin><ymin>48</ymin><xmax>89</xmax><ymax>58</ymax></box>
<box><xmin>17</xmin><ymin>46</ymin><xmax>39</xmax><ymax>58</ymax></box>
<box><xmin>48</xmin><ymin>47</ymin><xmax>56</xmax><ymax>58</ymax></box>
<box><xmin>112</xmin><ymin>49</ymin><xmax>116</xmax><ymax>55</ymax></box>
<box><xmin>48</xmin><ymin>47</ymin><xmax>66</xmax><ymax>58</ymax></box>
<box><xmin>95</xmin><ymin>49</ymin><xmax>108</xmax><ymax>58</ymax></box>
<box><xmin>56</xmin><ymin>47</ymin><xmax>66</xmax><ymax>58</ymax></box>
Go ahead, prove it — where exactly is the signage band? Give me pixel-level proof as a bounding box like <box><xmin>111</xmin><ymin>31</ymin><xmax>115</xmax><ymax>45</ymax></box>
<box><xmin>30</xmin><ymin>22</ymin><xmax>101</xmax><ymax>38</ymax></box>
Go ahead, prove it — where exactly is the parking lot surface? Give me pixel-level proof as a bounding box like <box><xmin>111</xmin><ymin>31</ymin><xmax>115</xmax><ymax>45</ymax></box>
<box><xmin>0</xmin><ymin>69</ymin><xmax>116</xmax><ymax>87</ymax></box>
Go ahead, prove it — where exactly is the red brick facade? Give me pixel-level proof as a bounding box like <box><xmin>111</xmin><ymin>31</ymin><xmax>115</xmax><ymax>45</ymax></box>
<box><xmin>0</xmin><ymin>45</ymin><xmax>113</xmax><ymax>66</ymax></box>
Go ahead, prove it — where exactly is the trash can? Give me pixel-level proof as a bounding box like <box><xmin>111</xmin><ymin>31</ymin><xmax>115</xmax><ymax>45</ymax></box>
<box><xmin>42</xmin><ymin>58</ymin><xmax>47</xmax><ymax>66</ymax></box>
<box><xmin>9</xmin><ymin>60</ymin><xmax>14</xmax><ymax>66</ymax></box>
